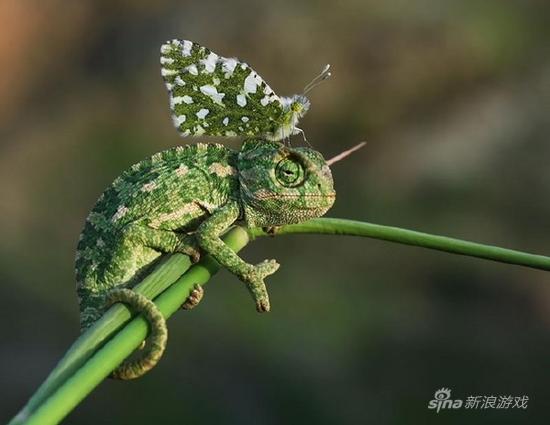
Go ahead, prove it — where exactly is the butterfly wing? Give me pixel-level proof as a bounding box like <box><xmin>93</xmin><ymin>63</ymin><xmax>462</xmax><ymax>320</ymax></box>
<box><xmin>161</xmin><ymin>39</ymin><xmax>286</xmax><ymax>138</ymax></box>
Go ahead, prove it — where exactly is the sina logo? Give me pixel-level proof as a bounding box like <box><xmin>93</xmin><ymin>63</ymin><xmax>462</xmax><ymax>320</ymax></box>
<box><xmin>428</xmin><ymin>388</ymin><xmax>463</xmax><ymax>413</ymax></box>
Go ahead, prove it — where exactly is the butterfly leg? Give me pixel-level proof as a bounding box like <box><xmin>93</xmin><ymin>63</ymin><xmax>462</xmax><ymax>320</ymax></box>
<box><xmin>295</xmin><ymin>127</ymin><xmax>311</xmax><ymax>147</ymax></box>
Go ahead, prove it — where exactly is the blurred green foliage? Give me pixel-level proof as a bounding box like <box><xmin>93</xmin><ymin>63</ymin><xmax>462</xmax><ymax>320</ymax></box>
<box><xmin>1</xmin><ymin>0</ymin><xmax>549</xmax><ymax>423</ymax></box>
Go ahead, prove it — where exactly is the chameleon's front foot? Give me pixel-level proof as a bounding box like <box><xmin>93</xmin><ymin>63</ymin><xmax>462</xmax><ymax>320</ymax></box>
<box><xmin>242</xmin><ymin>259</ymin><xmax>280</xmax><ymax>312</ymax></box>
<box><xmin>176</xmin><ymin>234</ymin><xmax>202</xmax><ymax>263</ymax></box>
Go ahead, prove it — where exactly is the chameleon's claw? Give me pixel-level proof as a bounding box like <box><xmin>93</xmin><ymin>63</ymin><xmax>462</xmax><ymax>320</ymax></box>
<box><xmin>255</xmin><ymin>259</ymin><xmax>280</xmax><ymax>276</ymax></box>
<box><xmin>256</xmin><ymin>298</ymin><xmax>270</xmax><ymax>313</ymax></box>
<box><xmin>181</xmin><ymin>284</ymin><xmax>204</xmax><ymax>310</ymax></box>
<box><xmin>188</xmin><ymin>249</ymin><xmax>201</xmax><ymax>264</ymax></box>
<box><xmin>176</xmin><ymin>234</ymin><xmax>202</xmax><ymax>263</ymax></box>
<box><xmin>262</xmin><ymin>226</ymin><xmax>280</xmax><ymax>236</ymax></box>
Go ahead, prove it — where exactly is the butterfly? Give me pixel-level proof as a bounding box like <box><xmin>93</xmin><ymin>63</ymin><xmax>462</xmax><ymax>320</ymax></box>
<box><xmin>160</xmin><ymin>39</ymin><xmax>330</xmax><ymax>141</ymax></box>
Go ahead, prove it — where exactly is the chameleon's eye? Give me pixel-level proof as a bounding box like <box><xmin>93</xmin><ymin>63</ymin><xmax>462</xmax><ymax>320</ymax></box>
<box><xmin>275</xmin><ymin>156</ymin><xmax>305</xmax><ymax>187</ymax></box>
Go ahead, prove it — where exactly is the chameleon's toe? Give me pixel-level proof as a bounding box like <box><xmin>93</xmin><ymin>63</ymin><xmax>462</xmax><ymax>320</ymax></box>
<box><xmin>181</xmin><ymin>284</ymin><xmax>204</xmax><ymax>310</ymax></box>
<box><xmin>178</xmin><ymin>245</ymin><xmax>201</xmax><ymax>263</ymax></box>
<box><xmin>262</xmin><ymin>226</ymin><xmax>280</xmax><ymax>236</ymax></box>
<box><xmin>256</xmin><ymin>297</ymin><xmax>271</xmax><ymax>313</ymax></box>
<box><xmin>188</xmin><ymin>248</ymin><xmax>201</xmax><ymax>263</ymax></box>
<box><xmin>254</xmin><ymin>259</ymin><xmax>280</xmax><ymax>277</ymax></box>
<box><xmin>176</xmin><ymin>234</ymin><xmax>202</xmax><ymax>263</ymax></box>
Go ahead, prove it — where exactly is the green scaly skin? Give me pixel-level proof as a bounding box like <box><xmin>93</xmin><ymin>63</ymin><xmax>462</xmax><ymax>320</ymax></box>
<box><xmin>75</xmin><ymin>139</ymin><xmax>335</xmax><ymax>379</ymax></box>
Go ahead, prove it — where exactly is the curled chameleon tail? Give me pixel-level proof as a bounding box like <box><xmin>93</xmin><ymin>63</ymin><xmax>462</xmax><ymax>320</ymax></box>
<box><xmin>105</xmin><ymin>289</ymin><xmax>167</xmax><ymax>380</ymax></box>
<box><xmin>104</xmin><ymin>284</ymin><xmax>203</xmax><ymax>379</ymax></box>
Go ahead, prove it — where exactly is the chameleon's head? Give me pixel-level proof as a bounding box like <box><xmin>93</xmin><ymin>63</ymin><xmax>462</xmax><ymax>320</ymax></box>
<box><xmin>238</xmin><ymin>139</ymin><xmax>335</xmax><ymax>227</ymax></box>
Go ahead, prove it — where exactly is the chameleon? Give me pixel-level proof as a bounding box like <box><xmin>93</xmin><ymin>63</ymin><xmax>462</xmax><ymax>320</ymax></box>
<box><xmin>75</xmin><ymin>140</ymin><xmax>336</xmax><ymax>379</ymax></box>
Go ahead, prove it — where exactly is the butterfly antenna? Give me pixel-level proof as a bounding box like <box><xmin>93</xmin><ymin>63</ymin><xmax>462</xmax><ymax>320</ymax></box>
<box><xmin>326</xmin><ymin>142</ymin><xmax>367</xmax><ymax>166</ymax></box>
<box><xmin>303</xmin><ymin>64</ymin><xmax>332</xmax><ymax>95</ymax></box>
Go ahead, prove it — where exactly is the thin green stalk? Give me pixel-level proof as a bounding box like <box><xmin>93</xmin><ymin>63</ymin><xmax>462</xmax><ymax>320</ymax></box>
<box><xmin>12</xmin><ymin>254</ymin><xmax>193</xmax><ymax>421</ymax></box>
<box><xmin>9</xmin><ymin>218</ymin><xmax>550</xmax><ymax>425</ymax></box>
<box><xmin>15</xmin><ymin>227</ymin><xmax>250</xmax><ymax>425</ymax></box>
<box><xmin>250</xmin><ymin>218</ymin><xmax>550</xmax><ymax>271</ymax></box>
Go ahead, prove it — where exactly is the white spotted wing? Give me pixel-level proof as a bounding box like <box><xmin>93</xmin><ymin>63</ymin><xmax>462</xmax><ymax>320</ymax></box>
<box><xmin>160</xmin><ymin>39</ymin><xmax>298</xmax><ymax>140</ymax></box>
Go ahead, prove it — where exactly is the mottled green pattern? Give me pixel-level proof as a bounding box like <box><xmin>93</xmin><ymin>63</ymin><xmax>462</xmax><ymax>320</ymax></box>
<box><xmin>161</xmin><ymin>39</ymin><xmax>310</xmax><ymax>141</ymax></box>
<box><xmin>76</xmin><ymin>139</ymin><xmax>335</xmax><ymax>378</ymax></box>
<box><xmin>238</xmin><ymin>139</ymin><xmax>336</xmax><ymax>227</ymax></box>
<box><xmin>76</xmin><ymin>143</ymin><xmax>239</xmax><ymax>329</ymax></box>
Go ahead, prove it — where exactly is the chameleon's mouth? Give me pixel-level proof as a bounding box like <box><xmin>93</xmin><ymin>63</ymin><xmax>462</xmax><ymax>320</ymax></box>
<box><xmin>255</xmin><ymin>192</ymin><xmax>336</xmax><ymax>200</ymax></box>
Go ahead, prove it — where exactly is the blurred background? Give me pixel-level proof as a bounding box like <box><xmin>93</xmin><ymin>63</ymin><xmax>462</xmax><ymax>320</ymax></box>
<box><xmin>1</xmin><ymin>0</ymin><xmax>549</xmax><ymax>423</ymax></box>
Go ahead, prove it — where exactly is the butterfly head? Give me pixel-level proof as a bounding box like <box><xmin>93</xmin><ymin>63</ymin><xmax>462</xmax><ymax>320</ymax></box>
<box><xmin>265</xmin><ymin>95</ymin><xmax>311</xmax><ymax>141</ymax></box>
<box><xmin>288</xmin><ymin>94</ymin><xmax>311</xmax><ymax>116</ymax></box>
<box><xmin>238</xmin><ymin>139</ymin><xmax>335</xmax><ymax>227</ymax></box>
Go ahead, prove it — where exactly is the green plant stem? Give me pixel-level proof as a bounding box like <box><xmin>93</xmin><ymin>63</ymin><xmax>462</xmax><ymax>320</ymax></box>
<box><xmin>250</xmin><ymin>218</ymin><xmax>550</xmax><ymax>271</ymax></box>
<box><xmin>14</xmin><ymin>254</ymin><xmax>193</xmax><ymax>420</ymax></box>
<box><xmin>15</xmin><ymin>227</ymin><xmax>250</xmax><ymax>425</ymax></box>
<box><xmin>9</xmin><ymin>218</ymin><xmax>550</xmax><ymax>425</ymax></box>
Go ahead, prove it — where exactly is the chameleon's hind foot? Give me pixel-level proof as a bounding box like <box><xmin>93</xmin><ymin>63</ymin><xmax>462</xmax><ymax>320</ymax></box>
<box><xmin>181</xmin><ymin>284</ymin><xmax>204</xmax><ymax>310</ymax></box>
